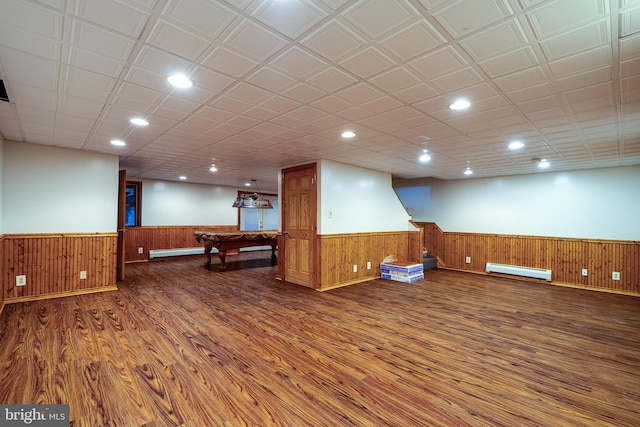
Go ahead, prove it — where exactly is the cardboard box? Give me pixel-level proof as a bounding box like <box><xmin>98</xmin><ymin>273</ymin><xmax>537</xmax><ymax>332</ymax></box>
<box><xmin>382</xmin><ymin>271</ymin><xmax>424</xmax><ymax>282</ymax></box>
<box><xmin>380</xmin><ymin>261</ymin><xmax>424</xmax><ymax>282</ymax></box>
<box><xmin>380</xmin><ymin>261</ymin><xmax>424</xmax><ymax>274</ymax></box>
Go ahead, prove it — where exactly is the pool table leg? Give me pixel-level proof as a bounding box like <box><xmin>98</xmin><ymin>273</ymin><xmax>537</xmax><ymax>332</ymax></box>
<box><xmin>204</xmin><ymin>243</ymin><xmax>213</xmax><ymax>266</ymax></box>
<box><xmin>218</xmin><ymin>249</ymin><xmax>228</xmax><ymax>271</ymax></box>
<box><xmin>270</xmin><ymin>245</ymin><xmax>277</xmax><ymax>262</ymax></box>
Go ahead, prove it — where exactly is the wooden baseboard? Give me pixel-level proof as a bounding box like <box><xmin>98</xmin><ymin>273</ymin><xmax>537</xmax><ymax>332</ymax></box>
<box><xmin>439</xmin><ymin>267</ymin><xmax>640</xmax><ymax>297</ymax></box>
<box><xmin>5</xmin><ymin>285</ymin><xmax>118</xmax><ymax>304</ymax></box>
<box><xmin>320</xmin><ymin>277</ymin><xmax>376</xmax><ymax>291</ymax></box>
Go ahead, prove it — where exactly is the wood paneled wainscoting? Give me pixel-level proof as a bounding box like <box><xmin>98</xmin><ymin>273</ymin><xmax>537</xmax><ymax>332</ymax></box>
<box><xmin>417</xmin><ymin>222</ymin><xmax>640</xmax><ymax>296</ymax></box>
<box><xmin>1</xmin><ymin>233</ymin><xmax>117</xmax><ymax>303</ymax></box>
<box><xmin>0</xmin><ymin>235</ymin><xmax>4</xmax><ymax>314</ymax></box>
<box><xmin>123</xmin><ymin>225</ymin><xmax>238</xmax><ymax>262</ymax></box>
<box><xmin>317</xmin><ymin>230</ymin><xmax>422</xmax><ymax>290</ymax></box>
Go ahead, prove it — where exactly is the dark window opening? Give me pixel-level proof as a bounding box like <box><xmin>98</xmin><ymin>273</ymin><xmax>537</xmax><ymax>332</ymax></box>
<box><xmin>125</xmin><ymin>181</ymin><xmax>141</xmax><ymax>227</ymax></box>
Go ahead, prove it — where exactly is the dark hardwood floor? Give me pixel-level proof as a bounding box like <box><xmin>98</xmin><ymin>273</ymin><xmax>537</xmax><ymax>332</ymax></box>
<box><xmin>1</xmin><ymin>251</ymin><xmax>639</xmax><ymax>426</ymax></box>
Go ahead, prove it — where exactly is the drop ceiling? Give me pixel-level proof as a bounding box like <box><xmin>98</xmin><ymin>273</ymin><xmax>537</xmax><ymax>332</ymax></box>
<box><xmin>0</xmin><ymin>0</ymin><xmax>638</xmax><ymax>191</ymax></box>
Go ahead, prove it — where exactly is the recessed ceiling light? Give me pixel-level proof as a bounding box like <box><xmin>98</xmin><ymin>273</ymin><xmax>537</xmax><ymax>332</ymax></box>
<box><xmin>419</xmin><ymin>151</ymin><xmax>431</xmax><ymax>162</ymax></box>
<box><xmin>167</xmin><ymin>74</ymin><xmax>193</xmax><ymax>88</ymax></box>
<box><xmin>341</xmin><ymin>130</ymin><xmax>356</xmax><ymax>138</ymax></box>
<box><xmin>209</xmin><ymin>165</ymin><xmax>218</xmax><ymax>172</ymax></box>
<box><xmin>244</xmin><ymin>182</ymin><xmax>252</xmax><ymax>187</ymax></box>
<box><xmin>110</xmin><ymin>139</ymin><xmax>126</xmax><ymax>146</ymax></box>
<box><xmin>130</xmin><ymin>117</ymin><xmax>149</xmax><ymax>126</ymax></box>
<box><xmin>509</xmin><ymin>140</ymin><xmax>525</xmax><ymax>149</ymax></box>
<box><xmin>464</xmin><ymin>168</ymin><xmax>473</xmax><ymax>176</ymax></box>
<box><xmin>179</xmin><ymin>175</ymin><xmax>187</xmax><ymax>180</ymax></box>
<box><xmin>538</xmin><ymin>159</ymin><xmax>550</xmax><ymax>169</ymax></box>
<box><xmin>449</xmin><ymin>99</ymin><xmax>471</xmax><ymax>110</ymax></box>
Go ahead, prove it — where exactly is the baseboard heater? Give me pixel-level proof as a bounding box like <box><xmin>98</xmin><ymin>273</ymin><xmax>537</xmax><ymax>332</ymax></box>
<box><xmin>149</xmin><ymin>246</ymin><xmax>272</xmax><ymax>259</ymax></box>
<box><xmin>149</xmin><ymin>247</ymin><xmax>212</xmax><ymax>259</ymax></box>
<box><xmin>485</xmin><ymin>263</ymin><xmax>552</xmax><ymax>281</ymax></box>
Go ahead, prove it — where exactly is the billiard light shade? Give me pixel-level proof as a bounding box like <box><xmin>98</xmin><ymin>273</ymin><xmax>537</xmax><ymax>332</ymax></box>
<box><xmin>232</xmin><ymin>179</ymin><xmax>273</xmax><ymax>209</ymax></box>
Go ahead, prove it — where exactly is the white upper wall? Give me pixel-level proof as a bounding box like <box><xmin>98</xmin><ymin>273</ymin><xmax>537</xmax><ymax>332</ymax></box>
<box><xmin>318</xmin><ymin>160</ymin><xmax>412</xmax><ymax>234</ymax></box>
<box><xmin>394</xmin><ymin>166</ymin><xmax>640</xmax><ymax>241</ymax></box>
<box><xmin>3</xmin><ymin>141</ymin><xmax>119</xmax><ymax>233</ymax></box>
<box><xmin>140</xmin><ymin>178</ymin><xmax>240</xmax><ymax>226</ymax></box>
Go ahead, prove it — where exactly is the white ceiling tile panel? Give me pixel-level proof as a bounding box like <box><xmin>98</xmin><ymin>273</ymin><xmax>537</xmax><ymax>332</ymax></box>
<box><xmin>301</xmin><ymin>20</ymin><xmax>368</xmax><ymax>62</ymax></box>
<box><xmin>201</xmin><ymin>47</ymin><xmax>259</xmax><ymax>77</ymax></box>
<box><xmin>338</xmin><ymin>46</ymin><xmax>397</xmax><ymax>78</ymax></box>
<box><xmin>242</xmin><ymin>105</ymin><xmax>281</xmax><ymax>121</ymax></box>
<box><xmin>245</xmin><ymin>67</ymin><xmax>297</xmax><ymax>92</ymax></box>
<box><xmin>538</xmin><ymin>20</ymin><xmax>610</xmax><ymax>61</ymax></box>
<box><xmin>431</xmin><ymin>67</ymin><xmax>484</xmax><ymax>93</ymax></box>
<box><xmin>548</xmin><ymin>45</ymin><xmax>611</xmax><ymax>79</ymax></box>
<box><xmin>409</xmin><ymin>46</ymin><xmax>468</xmax><ymax>80</ymax></box>
<box><xmin>310</xmin><ymin>96</ymin><xmax>351</xmax><ymax>114</ymax></box>
<box><xmin>434</xmin><ymin>0</ymin><xmax>513</xmax><ymax>38</ymax></box>
<box><xmin>505</xmin><ymin>82</ymin><xmax>556</xmax><ymax>102</ymax></box>
<box><xmin>619</xmin><ymin>32</ymin><xmax>640</xmax><ymax>61</ymax></box>
<box><xmin>2</xmin><ymin>1</ymin><xmax>63</xmax><ymax>38</ymax></box>
<box><xmin>393</xmin><ymin>83</ymin><xmax>440</xmax><ymax>103</ymax></box>
<box><xmin>526</xmin><ymin>0</ymin><xmax>609</xmax><ymax>39</ymax></box>
<box><xmin>378</xmin><ymin>21</ymin><xmax>447</xmax><ymax>61</ymax></box>
<box><xmin>554</xmin><ymin>66</ymin><xmax>611</xmax><ymax>91</ymax></box>
<box><xmin>369</xmin><ymin>67</ymin><xmax>422</xmax><ymax>93</ymax></box>
<box><xmin>71</xmin><ymin>21</ymin><xmax>136</xmax><ymax>61</ymax></box>
<box><xmin>68</xmin><ymin>47</ymin><xmax>126</xmax><ymax>77</ymax></box>
<box><xmin>253</xmin><ymin>0</ymin><xmax>329</xmax><ymax>39</ymax></box>
<box><xmin>620</xmin><ymin>57</ymin><xmax>640</xmax><ymax>78</ymax></box>
<box><xmin>163</xmin><ymin>0</ymin><xmax>237</xmax><ymax>40</ymax></box>
<box><xmin>222</xmin><ymin>19</ymin><xmax>289</xmax><ymax>62</ymax></box>
<box><xmin>342</xmin><ymin>0</ymin><xmax>420</xmax><ymax>40</ymax></box>
<box><xmin>131</xmin><ymin>45</ymin><xmax>193</xmax><ymax>78</ymax></box>
<box><xmin>306</xmin><ymin>67</ymin><xmax>359</xmax><ymax>93</ymax></box>
<box><xmin>9</xmin><ymin>83</ymin><xmax>57</xmax><ymax>110</ymax></box>
<box><xmin>360</xmin><ymin>96</ymin><xmax>404</xmax><ymax>114</ymax></box>
<box><xmin>619</xmin><ymin>4</ymin><xmax>640</xmax><ymax>37</ymax></box>
<box><xmin>75</xmin><ymin>0</ymin><xmax>150</xmax><ymax>37</ymax></box>
<box><xmin>493</xmin><ymin>66</ymin><xmax>548</xmax><ymax>92</ymax></box>
<box><xmin>282</xmin><ymin>83</ymin><xmax>326</xmax><ymax>103</ymax></box>
<box><xmin>0</xmin><ymin>27</ymin><xmax>61</xmax><ymax>60</ymax></box>
<box><xmin>64</xmin><ymin>67</ymin><xmax>116</xmax><ymax>102</ymax></box>
<box><xmin>58</xmin><ymin>96</ymin><xmax>104</xmax><ymax>119</ymax></box>
<box><xmin>268</xmin><ymin>46</ymin><xmax>327</xmax><ymax>79</ymax></box>
<box><xmin>259</xmin><ymin>95</ymin><xmax>300</xmax><ymax>114</ymax></box>
<box><xmin>1</xmin><ymin>48</ymin><xmax>60</xmax><ymax>84</ymax></box>
<box><xmin>478</xmin><ymin>47</ymin><xmax>540</xmax><ymax>78</ymax></box>
<box><xmin>146</xmin><ymin>20</ymin><xmax>211</xmax><ymax>61</ymax></box>
<box><xmin>117</xmin><ymin>82</ymin><xmax>164</xmax><ymax>106</ymax></box>
<box><xmin>335</xmin><ymin>83</ymin><xmax>384</xmax><ymax>104</ymax></box>
<box><xmin>459</xmin><ymin>19</ymin><xmax>529</xmax><ymax>61</ymax></box>
<box><xmin>225</xmin><ymin>82</ymin><xmax>273</xmax><ymax>104</ymax></box>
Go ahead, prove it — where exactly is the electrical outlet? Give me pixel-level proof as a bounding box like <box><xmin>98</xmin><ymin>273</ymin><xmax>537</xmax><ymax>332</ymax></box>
<box><xmin>581</xmin><ymin>269</ymin><xmax>588</xmax><ymax>277</ymax></box>
<box><xmin>612</xmin><ymin>271</ymin><xmax>620</xmax><ymax>281</ymax></box>
<box><xmin>80</xmin><ymin>271</ymin><xmax>87</xmax><ymax>280</ymax></box>
<box><xmin>138</xmin><ymin>247</ymin><xmax>144</xmax><ymax>254</ymax></box>
<box><xmin>367</xmin><ymin>261</ymin><xmax>371</xmax><ymax>270</ymax></box>
<box><xmin>353</xmin><ymin>264</ymin><xmax>358</xmax><ymax>273</ymax></box>
<box><xmin>16</xmin><ymin>275</ymin><xmax>26</xmax><ymax>286</ymax></box>
<box><xmin>465</xmin><ymin>256</ymin><xmax>471</xmax><ymax>264</ymax></box>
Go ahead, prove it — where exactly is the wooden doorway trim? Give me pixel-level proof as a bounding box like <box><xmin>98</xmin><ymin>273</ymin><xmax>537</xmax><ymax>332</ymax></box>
<box><xmin>116</xmin><ymin>170</ymin><xmax>126</xmax><ymax>281</ymax></box>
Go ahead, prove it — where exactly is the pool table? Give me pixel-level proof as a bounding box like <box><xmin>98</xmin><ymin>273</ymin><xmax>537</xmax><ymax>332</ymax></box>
<box><xmin>195</xmin><ymin>230</ymin><xmax>279</xmax><ymax>270</ymax></box>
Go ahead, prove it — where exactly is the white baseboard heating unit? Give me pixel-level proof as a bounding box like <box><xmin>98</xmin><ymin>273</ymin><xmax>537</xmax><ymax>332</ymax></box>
<box><xmin>149</xmin><ymin>247</ymin><xmax>215</xmax><ymax>259</ymax></box>
<box><xmin>486</xmin><ymin>263</ymin><xmax>552</xmax><ymax>281</ymax></box>
<box><xmin>148</xmin><ymin>246</ymin><xmax>272</xmax><ymax>259</ymax></box>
